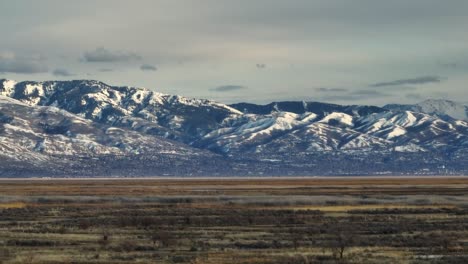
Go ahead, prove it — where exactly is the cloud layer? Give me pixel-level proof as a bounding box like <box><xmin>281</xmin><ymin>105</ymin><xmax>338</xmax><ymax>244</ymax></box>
<box><xmin>140</xmin><ymin>64</ymin><xmax>157</xmax><ymax>71</ymax></box>
<box><xmin>370</xmin><ymin>76</ymin><xmax>443</xmax><ymax>87</ymax></box>
<box><xmin>316</xmin><ymin>88</ymin><xmax>348</xmax><ymax>92</ymax></box>
<box><xmin>1</xmin><ymin>1</ymin><xmax>467</xmax><ymax>104</ymax></box>
<box><xmin>83</xmin><ymin>47</ymin><xmax>141</xmax><ymax>63</ymax></box>
<box><xmin>211</xmin><ymin>85</ymin><xmax>247</xmax><ymax>92</ymax></box>
<box><xmin>52</xmin><ymin>68</ymin><xmax>74</xmax><ymax>76</ymax></box>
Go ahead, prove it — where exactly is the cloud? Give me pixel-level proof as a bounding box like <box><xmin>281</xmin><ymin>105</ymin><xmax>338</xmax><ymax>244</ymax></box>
<box><xmin>256</xmin><ymin>63</ymin><xmax>266</xmax><ymax>69</ymax></box>
<box><xmin>2</xmin><ymin>2</ymin><xmax>467</xmax><ymax>104</ymax></box>
<box><xmin>52</xmin><ymin>68</ymin><xmax>74</xmax><ymax>76</ymax></box>
<box><xmin>0</xmin><ymin>53</ymin><xmax>48</xmax><ymax>74</ymax></box>
<box><xmin>211</xmin><ymin>85</ymin><xmax>247</xmax><ymax>92</ymax></box>
<box><xmin>316</xmin><ymin>87</ymin><xmax>348</xmax><ymax>92</ymax></box>
<box><xmin>98</xmin><ymin>68</ymin><xmax>114</xmax><ymax>72</ymax></box>
<box><xmin>370</xmin><ymin>76</ymin><xmax>443</xmax><ymax>87</ymax></box>
<box><xmin>140</xmin><ymin>64</ymin><xmax>157</xmax><ymax>71</ymax></box>
<box><xmin>82</xmin><ymin>47</ymin><xmax>141</xmax><ymax>62</ymax></box>
<box><xmin>352</xmin><ymin>90</ymin><xmax>391</xmax><ymax>98</ymax></box>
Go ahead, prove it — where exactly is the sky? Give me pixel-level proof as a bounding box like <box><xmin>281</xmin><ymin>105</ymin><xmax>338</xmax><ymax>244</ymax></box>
<box><xmin>1</xmin><ymin>0</ymin><xmax>467</xmax><ymax>105</ymax></box>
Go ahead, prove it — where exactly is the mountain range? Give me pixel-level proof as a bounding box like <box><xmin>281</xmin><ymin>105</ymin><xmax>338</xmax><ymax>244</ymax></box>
<box><xmin>1</xmin><ymin>79</ymin><xmax>467</xmax><ymax>177</ymax></box>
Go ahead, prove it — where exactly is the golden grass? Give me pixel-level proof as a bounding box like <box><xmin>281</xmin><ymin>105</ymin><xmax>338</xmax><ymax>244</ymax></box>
<box><xmin>0</xmin><ymin>179</ymin><xmax>466</xmax><ymax>264</ymax></box>
<box><xmin>293</xmin><ymin>204</ymin><xmax>456</xmax><ymax>212</ymax></box>
<box><xmin>0</xmin><ymin>177</ymin><xmax>467</xmax><ymax>197</ymax></box>
<box><xmin>0</xmin><ymin>201</ymin><xmax>26</xmax><ymax>209</ymax></box>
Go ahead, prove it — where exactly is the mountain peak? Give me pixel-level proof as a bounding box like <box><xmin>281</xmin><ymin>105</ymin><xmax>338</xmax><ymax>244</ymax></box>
<box><xmin>384</xmin><ymin>99</ymin><xmax>468</xmax><ymax>121</ymax></box>
<box><xmin>416</xmin><ymin>99</ymin><xmax>467</xmax><ymax>121</ymax></box>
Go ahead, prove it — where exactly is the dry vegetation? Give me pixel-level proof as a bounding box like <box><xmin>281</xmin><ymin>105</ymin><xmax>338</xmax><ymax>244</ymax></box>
<box><xmin>1</xmin><ymin>177</ymin><xmax>468</xmax><ymax>263</ymax></box>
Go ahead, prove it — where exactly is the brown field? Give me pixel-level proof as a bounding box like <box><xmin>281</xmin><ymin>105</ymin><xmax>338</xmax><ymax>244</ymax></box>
<box><xmin>1</xmin><ymin>177</ymin><xmax>468</xmax><ymax>263</ymax></box>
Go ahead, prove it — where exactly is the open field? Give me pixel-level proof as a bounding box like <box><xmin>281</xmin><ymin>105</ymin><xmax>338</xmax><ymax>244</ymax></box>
<box><xmin>1</xmin><ymin>177</ymin><xmax>468</xmax><ymax>263</ymax></box>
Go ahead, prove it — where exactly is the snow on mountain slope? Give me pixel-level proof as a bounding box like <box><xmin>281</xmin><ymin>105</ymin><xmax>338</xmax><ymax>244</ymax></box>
<box><xmin>418</xmin><ymin>99</ymin><xmax>467</xmax><ymax>121</ymax></box>
<box><xmin>246</xmin><ymin>121</ymin><xmax>390</xmax><ymax>154</ymax></box>
<box><xmin>384</xmin><ymin>99</ymin><xmax>468</xmax><ymax>121</ymax></box>
<box><xmin>0</xmin><ymin>79</ymin><xmax>242</xmax><ymax>142</ymax></box>
<box><xmin>197</xmin><ymin>111</ymin><xmax>318</xmax><ymax>152</ymax></box>
<box><xmin>319</xmin><ymin>112</ymin><xmax>354</xmax><ymax>126</ymax></box>
<box><xmin>0</xmin><ymin>95</ymin><xmax>212</xmax><ymax>162</ymax></box>
<box><xmin>355</xmin><ymin>110</ymin><xmax>467</xmax><ymax>151</ymax></box>
<box><xmin>1</xmin><ymin>79</ymin><xmax>467</xmax><ymax>167</ymax></box>
<box><xmin>196</xmin><ymin>106</ymin><xmax>468</xmax><ymax>155</ymax></box>
<box><xmin>0</xmin><ymin>79</ymin><xmax>17</xmax><ymax>97</ymax></box>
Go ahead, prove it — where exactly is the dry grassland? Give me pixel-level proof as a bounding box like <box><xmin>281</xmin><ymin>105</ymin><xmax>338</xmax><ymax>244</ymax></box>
<box><xmin>0</xmin><ymin>177</ymin><xmax>467</xmax><ymax>263</ymax></box>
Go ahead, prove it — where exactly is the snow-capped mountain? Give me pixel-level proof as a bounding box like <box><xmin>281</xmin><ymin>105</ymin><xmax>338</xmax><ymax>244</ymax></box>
<box><xmin>196</xmin><ymin>107</ymin><xmax>468</xmax><ymax>155</ymax></box>
<box><xmin>0</xmin><ymin>94</ymin><xmax>226</xmax><ymax>177</ymax></box>
<box><xmin>384</xmin><ymin>99</ymin><xmax>468</xmax><ymax>121</ymax></box>
<box><xmin>0</xmin><ymin>79</ymin><xmax>241</xmax><ymax>142</ymax></box>
<box><xmin>1</xmin><ymin>79</ymin><xmax>467</xmax><ymax>176</ymax></box>
<box><xmin>0</xmin><ymin>96</ymin><xmax>208</xmax><ymax>157</ymax></box>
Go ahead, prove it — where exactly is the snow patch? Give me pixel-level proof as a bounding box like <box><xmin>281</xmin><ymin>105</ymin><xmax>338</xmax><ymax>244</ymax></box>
<box><xmin>320</xmin><ymin>112</ymin><xmax>353</xmax><ymax>126</ymax></box>
<box><xmin>1</xmin><ymin>80</ymin><xmax>17</xmax><ymax>97</ymax></box>
<box><xmin>386</xmin><ymin>127</ymin><xmax>407</xmax><ymax>139</ymax></box>
<box><xmin>394</xmin><ymin>144</ymin><xmax>426</xmax><ymax>152</ymax></box>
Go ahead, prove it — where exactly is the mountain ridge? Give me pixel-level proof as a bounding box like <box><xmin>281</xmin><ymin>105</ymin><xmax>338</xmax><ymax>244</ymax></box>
<box><xmin>384</xmin><ymin>99</ymin><xmax>468</xmax><ymax>121</ymax></box>
<box><xmin>1</xmin><ymin>79</ymin><xmax>467</xmax><ymax>176</ymax></box>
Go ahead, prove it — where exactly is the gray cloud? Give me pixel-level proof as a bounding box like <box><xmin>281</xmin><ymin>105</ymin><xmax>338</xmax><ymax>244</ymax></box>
<box><xmin>0</xmin><ymin>53</ymin><xmax>48</xmax><ymax>74</ymax></box>
<box><xmin>98</xmin><ymin>68</ymin><xmax>114</xmax><ymax>72</ymax></box>
<box><xmin>83</xmin><ymin>47</ymin><xmax>141</xmax><ymax>63</ymax></box>
<box><xmin>211</xmin><ymin>85</ymin><xmax>247</xmax><ymax>92</ymax></box>
<box><xmin>52</xmin><ymin>68</ymin><xmax>74</xmax><ymax>76</ymax></box>
<box><xmin>352</xmin><ymin>90</ymin><xmax>391</xmax><ymax>98</ymax></box>
<box><xmin>140</xmin><ymin>64</ymin><xmax>157</xmax><ymax>71</ymax></box>
<box><xmin>370</xmin><ymin>76</ymin><xmax>443</xmax><ymax>87</ymax></box>
<box><xmin>316</xmin><ymin>87</ymin><xmax>348</xmax><ymax>92</ymax></box>
<box><xmin>256</xmin><ymin>63</ymin><xmax>266</xmax><ymax>69</ymax></box>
